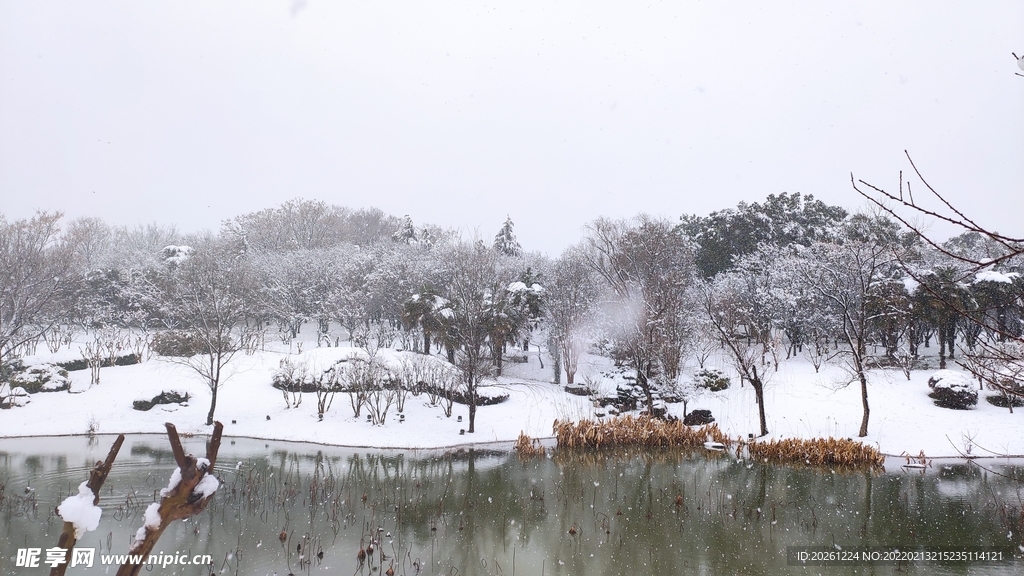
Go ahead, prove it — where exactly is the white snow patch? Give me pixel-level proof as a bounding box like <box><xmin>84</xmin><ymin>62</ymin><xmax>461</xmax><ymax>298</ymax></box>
<box><xmin>194</xmin><ymin>474</ymin><xmax>220</xmax><ymax>499</ymax></box>
<box><xmin>0</xmin><ymin>384</ymin><xmax>31</xmax><ymax>407</ymax></box>
<box><xmin>143</xmin><ymin>502</ymin><xmax>162</xmax><ymax>530</ymax></box>
<box><xmin>131</xmin><ymin>503</ymin><xmax>162</xmax><ymax>551</ymax></box>
<box><xmin>160</xmin><ymin>468</ymin><xmax>182</xmax><ymax>497</ymax></box>
<box><xmin>975</xmin><ymin>270</ymin><xmax>1020</xmax><ymax>284</ymax></box>
<box><xmin>927</xmin><ymin>370</ymin><xmax>973</xmax><ymax>391</ymax></box>
<box><xmin>57</xmin><ymin>481</ymin><xmax>102</xmax><ymax>538</ymax></box>
<box><xmin>7</xmin><ymin>334</ymin><xmax>1024</xmax><ymax>458</ymax></box>
<box><xmin>161</xmin><ymin>245</ymin><xmax>193</xmax><ymax>264</ymax></box>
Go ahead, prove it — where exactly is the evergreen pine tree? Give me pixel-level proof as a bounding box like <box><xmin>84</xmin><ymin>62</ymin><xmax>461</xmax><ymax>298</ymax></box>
<box><xmin>392</xmin><ymin>215</ymin><xmax>417</xmax><ymax>244</ymax></box>
<box><xmin>493</xmin><ymin>216</ymin><xmax>522</xmax><ymax>257</ymax></box>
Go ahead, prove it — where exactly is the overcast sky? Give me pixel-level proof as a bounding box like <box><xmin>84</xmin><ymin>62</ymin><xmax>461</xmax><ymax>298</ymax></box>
<box><xmin>1</xmin><ymin>1</ymin><xmax>1021</xmax><ymax>255</ymax></box>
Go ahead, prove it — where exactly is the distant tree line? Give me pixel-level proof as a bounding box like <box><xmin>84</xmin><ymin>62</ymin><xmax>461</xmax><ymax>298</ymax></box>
<box><xmin>1</xmin><ymin>190</ymin><xmax>1021</xmax><ymax>436</ymax></box>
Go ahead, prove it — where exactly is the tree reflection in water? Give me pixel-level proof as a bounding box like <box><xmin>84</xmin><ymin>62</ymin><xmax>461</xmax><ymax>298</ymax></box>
<box><xmin>0</xmin><ymin>436</ymin><xmax>1021</xmax><ymax>575</ymax></box>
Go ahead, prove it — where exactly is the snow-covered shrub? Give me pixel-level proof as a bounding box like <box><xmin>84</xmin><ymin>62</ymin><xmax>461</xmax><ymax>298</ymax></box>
<box><xmin>683</xmin><ymin>409</ymin><xmax>715</xmax><ymax>426</ymax></box>
<box><xmin>365</xmin><ymin>384</ymin><xmax>397</xmax><ymax>425</ymax></box>
<box><xmin>340</xmin><ymin>358</ymin><xmax>401</xmax><ymax>425</ymax></box>
<box><xmin>273</xmin><ymin>357</ymin><xmax>310</xmax><ymax>409</ymax></box>
<box><xmin>313</xmin><ymin>367</ymin><xmax>342</xmax><ymax>420</ymax></box>
<box><xmin>404</xmin><ymin>356</ymin><xmax>464</xmax><ymax>417</ymax></box>
<box><xmin>451</xmin><ymin>386</ymin><xmax>509</xmax><ymax>406</ymax></box>
<box><xmin>927</xmin><ymin>370</ymin><xmax>978</xmax><ymax>410</ymax></box>
<box><xmin>563</xmin><ymin>383</ymin><xmax>593</xmax><ymax>397</ymax></box>
<box><xmin>9</xmin><ymin>363</ymin><xmax>71</xmax><ymax>393</ymax></box>
<box><xmin>340</xmin><ymin>357</ymin><xmax>384</xmax><ymax>420</ymax></box>
<box><xmin>611</xmin><ymin>382</ymin><xmax>641</xmax><ymax>412</ymax></box>
<box><xmin>151</xmin><ymin>330</ymin><xmax>206</xmax><ymax>357</ymax></box>
<box><xmin>694</xmin><ymin>369</ymin><xmax>730</xmax><ymax>392</ymax></box>
<box><xmin>506</xmin><ymin>352</ymin><xmax>529</xmax><ymax>364</ymax></box>
<box><xmin>133</xmin><ymin>390</ymin><xmax>190</xmax><ymax>411</ymax></box>
<box><xmin>81</xmin><ymin>339</ymin><xmax>104</xmax><ymax>387</ymax></box>
<box><xmin>0</xmin><ymin>384</ymin><xmax>31</xmax><ymax>408</ymax></box>
<box><xmin>44</xmin><ymin>324</ymin><xmax>76</xmax><ymax>354</ymax></box>
<box><xmin>397</xmin><ymin>355</ymin><xmax>424</xmax><ymax>394</ymax></box>
<box><xmin>640</xmin><ymin>397</ymin><xmax>668</xmax><ymax>418</ymax></box>
<box><xmin>986</xmin><ymin>394</ymin><xmax>1024</xmax><ymax>408</ymax></box>
<box><xmin>0</xmin><ymin>358</ymin><xmax>25</xmax><ymax>382</ymax></box>
<box><xmin>57</xmin><ymin>354</ymin><xmax>139</xmax><ymax>372</ymax></box>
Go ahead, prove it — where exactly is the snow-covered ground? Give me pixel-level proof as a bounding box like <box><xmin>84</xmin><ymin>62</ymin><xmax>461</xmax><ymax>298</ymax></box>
<box><xmin>3</xmin><ymin>335</ymin><xmax>1022</xmax><ymax>458</ymax></box>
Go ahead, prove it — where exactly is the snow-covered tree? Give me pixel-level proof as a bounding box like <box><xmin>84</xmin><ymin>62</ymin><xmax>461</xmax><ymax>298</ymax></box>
<box><xmin>493</xmin><ymin>216</ymin><xmax>522</xmax><ymax>257</ymax></box>
<box><xmin>0</xmin><ymin>212</ymin><xmax>73</xmax><ymax>365</ymax></box>
<box><xmin>797</xmin><ymin>215</ymin><xmax>913</xmax><ymax>437</ymax></box>
<box><xmin>435</xmin><ymin>238</ymin><xmax>515</xmax><ymax>433</ymax></box>
<box><xmin>222</xmin><ymin>199</ymin><xmax>403</xmax><ymax>252</ymax></box>
<box><xmin>158</xmin><ymin>236</ymin><xmax>252</xmax><ymax>425</ymax></box>
<box><xmin>700</xmin><ymin>271</ymin><xmax>777</xmax><ymax>437</ymax></box>
<box><xmin>252</xmin><ymin>249</ymin><xmax>335</xmax><ymax>345</ymax></box>
<box><xmin>64</xmin><ymin>217</ymin><xmax>113</xmax><ymax>271</ymax></box>
<box><xmin>546</xmin><ymin>246</ymin><xmax>597</xmax><ymax>384</ymax></box>
<box><xmin>584</xmin><ymin>215</ymin><xmax>695</xmax><ymax>413</ymax></box>
<box><xmin>392</xmin><ymin>215</ymin><xmax>417</xmax><ymax>244</ymax></box>
<box><xmin>853</xmin><ymin>152</ymin><xmax>1024</xmax><ymax>407</ymax></box>
<box><xmin>680</xmin><ymin>192</ymin><xmax>848</xmax><ymax>278</ymax></box>
<box><xmin>509</xmin><ymin>266</ymin><xmax>545</xmax><ymax>351</ymax></box>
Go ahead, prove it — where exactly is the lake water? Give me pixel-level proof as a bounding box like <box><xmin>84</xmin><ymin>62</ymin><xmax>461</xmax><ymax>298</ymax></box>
<box><xmin>1</xmin><ymin>435</ymin><xmax>1021</xmax><ymax>575</ymax></box>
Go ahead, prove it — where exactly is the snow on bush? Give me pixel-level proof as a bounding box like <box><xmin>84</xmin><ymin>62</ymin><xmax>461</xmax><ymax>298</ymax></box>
<box><xmin>974</xmin><ymin>270</ymin><xmax>1020</xmax><ymax>284</ymax></box>
<box><xmin>132</xmin><ymin>390</ymin><xmax>190</xmax><ymax>411</ymax></box>
<box><xmin>927</xmin><ymin>370</ymin><xmax>978</xmax><ymax>410</ymax></box>
<box><xmin>0</xmin><ymin>384</ymin><xmax>31</xmax><ymax>408</ymax></box>
<box><xmin>694</xmin><ymin>368</ymin><xmax>730</xmax><ymax>392</ymax></box>
<box><xmin>57</xmin><ymin>482</ymin><xmax>103</xmax><ymax>538</ymax></box>
<box><xmin>9</xmin><ymin>363</ymin><xmax>71</xmax><ymax>393</ymax></box>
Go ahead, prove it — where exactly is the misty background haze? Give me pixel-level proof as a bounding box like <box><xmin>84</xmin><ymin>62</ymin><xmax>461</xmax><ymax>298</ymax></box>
<box><xmin>1</xmin><ymin>1</ymin><xmax>1021</xmax><ymax>254</ymax></box>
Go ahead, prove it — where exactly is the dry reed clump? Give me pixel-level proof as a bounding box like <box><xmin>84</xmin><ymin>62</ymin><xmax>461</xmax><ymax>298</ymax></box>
<box><xmin>514</xmin><ymin>432</ymin><xmax>547</xmax><ymax>458</ymax></box>
<box><xmin>552</xmin><ymin>416</ymin><xmax>730</xmax><ymax>450</ymax></box>
<box><xmin>746</xmin><ymin>437</ymin><xmax>884</xmax><ymax>469</ymax></box>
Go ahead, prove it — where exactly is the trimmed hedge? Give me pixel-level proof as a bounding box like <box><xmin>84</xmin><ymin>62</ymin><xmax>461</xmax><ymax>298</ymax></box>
<box><xmin>133</xmin><ymin>391</ymin><xmax>190</xmax><ymax>411</ymax></box>
<box><xmin>57</xmin><ymin>354</ymin><xmax>139</xmax><ymax>372</ymax></box>
<box><xmin>986</xmin><ymin>394</ymin><xmax>1024</xmax><ymax>408</ymax></box>
<box><xmin>420</xmin><ymin>384</ymin><xmax>509</xmax><ymax>406</ymax></box>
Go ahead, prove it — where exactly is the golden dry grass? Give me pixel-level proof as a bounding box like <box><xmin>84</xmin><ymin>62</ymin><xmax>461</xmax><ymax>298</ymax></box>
<box><xmin>746</xmin><ymin>437</ymin><xmax>884</xmax><ymax>469</ymax></box>
<box><xmin>514</xmin><ymin>432</ymin><xmax>547</xmax><ymax>458</ymax></box>
<box><xmin>552</xmin><ymin>416</ymin><xmax>731</xmax><ymax>450</ymax></box>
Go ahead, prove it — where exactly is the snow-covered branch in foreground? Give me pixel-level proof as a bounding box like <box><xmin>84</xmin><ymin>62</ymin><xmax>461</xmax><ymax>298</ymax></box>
<box><xmin>57</xmin><ymin>482</ymin><xmax>103</xmax><ymax>538</ymax></box>
<box><xmin>120</xmin><ymin>422</ymin><xmax>222</xmax><ymax>576</ymax></box>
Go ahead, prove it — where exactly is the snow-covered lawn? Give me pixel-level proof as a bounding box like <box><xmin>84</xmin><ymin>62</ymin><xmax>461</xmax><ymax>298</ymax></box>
<box><xmin>3</xmin><ymin>339</ymin><xmax>1022</xmax><ymax>458</ymax></box>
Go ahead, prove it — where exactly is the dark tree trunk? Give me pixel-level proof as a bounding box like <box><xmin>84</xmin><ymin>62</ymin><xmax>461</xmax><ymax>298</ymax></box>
<box><xmin>467</xmin><ymin>381</ymin><xmax>477</xmax><ymax>433</ymax></box>
<box><xmin>751</xmin><ymin>365</ymin><xmax>768</xmax><ymax>436</ymax></box>
<box><xmin>493</xmin><ymin>337</ymin><xmax>503</xmax><ymax>376</ymax></box>
<box><xmin>857</xmin><ymin>368</ymin><xmax>870</xmax><ymax>437</ymax></box>
<box><xmin>938</xmin><ymin>329</ymin><xmax>947</xmax><ymax>370</ymax></box>
<box><xmin>636</xmin><ymin>365</ymin><xmax>655</xmax><ymax>415</ymax></box>
<box><xmin>207</xmin><ymin>382</ymin><xmax>218</xmax><ymax>426</ymax></box>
